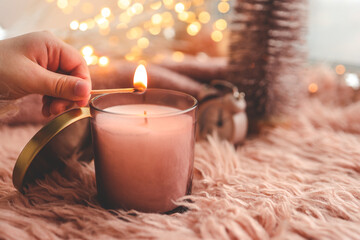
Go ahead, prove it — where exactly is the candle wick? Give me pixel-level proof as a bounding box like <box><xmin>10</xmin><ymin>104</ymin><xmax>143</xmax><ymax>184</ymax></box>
<box><xmin>144</xmin><ymin>110</ymin><xmax>148</xmax><ymax>124</ymax></box>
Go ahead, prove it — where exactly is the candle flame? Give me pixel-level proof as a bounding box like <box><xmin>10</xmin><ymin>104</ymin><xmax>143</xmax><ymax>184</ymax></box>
<box><xmin>133</xmin><ymin>64</ymin><xmax>147</xmax><ymax>91</ymax></box>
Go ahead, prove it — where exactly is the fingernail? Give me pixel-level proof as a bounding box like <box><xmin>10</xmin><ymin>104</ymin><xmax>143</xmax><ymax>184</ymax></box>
<box><xmin>74</xmin><ymin>81</ymin><xmax>90</xmax><ymax>97</ymax></box>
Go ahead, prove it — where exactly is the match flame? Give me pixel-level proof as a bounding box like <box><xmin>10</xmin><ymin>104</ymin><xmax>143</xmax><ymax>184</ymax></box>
<box><xmin>133</xmin><ymin>64</ymin><xmax>147</xmax><ymax>91</ymax></box>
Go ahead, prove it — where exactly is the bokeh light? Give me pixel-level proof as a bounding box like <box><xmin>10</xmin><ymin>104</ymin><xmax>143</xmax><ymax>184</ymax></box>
<box><xmin>54</xmin><ymin>0</ymin><xmax>232</xmax><ymax>62</ymax></box>
<box><xmin>163</xmin><ymin>0</ymin><xmax>174</xmax><ymax>7</ymax></box>
<box><xmin>187</xmin><ymin>21</ymin><xmax>201</xmax><ymax>36</ymax></box>
<box><xmin>211</xmin><ymin>30</ymin><xmax>223</xmax><ymax>42</ymax></box>
<box><xmin>150</xmin><ymin>1</ymin><xmax>162</xmax><ymax>10</ymax></box>
<box><xmin>132</xmin><ymin>3</ymin><xmax>144</xmax><ymax>14</ymax></box>
<box><xmin>126</xmin><ymin>27</ymin><xmax>143</xmax><ymax>39</ymax></box>
<box><xmin>101</xmin><ymin>7</ymin><xmax>111</xmax><ymax>18</ymax></box>
<box><xmin>175</xmin><ymin>3</ymin><xmax>185</xmax><ymax>13</ymax></box>
<box><xmin>215</xmin><ymin>19</ymin><xmax>227</xmax><ymax>30</ymax></box>
<box><xmin>218</xmin><ymin>1</ymin><xmax>230</xmax><ymax>13</ymax></box>
<box><xmin>81</xmin><ymin>45</ymin><xmax>94</xmax><ymax>56</ymax></box>
<box><xmin>308</xmin><ymin>83</ymin><xmax>318</xmax><ymax>93</ymax></box>
<box><xmin>118</xmin><ymin>0</ymin><xmax>130</xmax><ymax>9</ymax></box>
<box><xmin>172</xmin><ymin>51</ymin><xmax>184</xmax><ymax>62</ymax></box>
<box><xmin>335</xmin><ymin>64</ymin><xmax>346</xmax><ymax>75</ymax></box>
<box><xmin>138</xmin><ymin>37</ymin><xmax>150</xmax><ymax>49</ymax></box>
<box><xmin>57</xmin><ymin>0</ymin><xmax>68</xmax><ymax>9</ymax></box>
<box><xmin>70</xmin><ymin>20</ymin><xmax>79</xmax><ymax>30</ymax></box>
<box><xmin>199</xmin><ymin>11</ymin><xmax>211</xmax><ymax>23</ymax></box>
<box><xmin>149</xmin><ymin>26</ymin><xmax>161</xmax><ymax>35</ymax></box>
<box><xmin>151</xmin><ymin>14</ymin><xmax>163</xmax><ymax>25</ymax></box>
<box><xmin>99</xmin><ymin>56</ymin><xmax>110</xmax><ymax>66</ymax></box>
<box><xmin>79</xmin><ymin>22</ymin><xmax>88</xmax><ymax>31</ymax></box>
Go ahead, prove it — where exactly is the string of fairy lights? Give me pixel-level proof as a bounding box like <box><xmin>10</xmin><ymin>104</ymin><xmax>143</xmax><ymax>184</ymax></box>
<box><xmin>45</xmin><ymin>0</ymin><xmax>232</xmax><ymax>67</ymax></box>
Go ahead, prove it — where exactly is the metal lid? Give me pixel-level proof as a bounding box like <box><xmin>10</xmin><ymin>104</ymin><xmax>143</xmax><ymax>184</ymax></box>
<box><xmin>12</xmin><ymin>107</ymin><xmax>92</xmax><ymax>192</ymax></box>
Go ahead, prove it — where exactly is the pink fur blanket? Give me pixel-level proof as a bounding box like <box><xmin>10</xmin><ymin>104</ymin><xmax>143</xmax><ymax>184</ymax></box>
<box><xmin>1</xmin><ymin>67</ymin><xmax>360</xmax><ymax>239</ymax></box>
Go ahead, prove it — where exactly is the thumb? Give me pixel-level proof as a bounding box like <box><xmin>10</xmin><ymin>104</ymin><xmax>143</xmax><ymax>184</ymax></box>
<box><xmin>34</xmin><ymin>67</ymin><xmax>91</xmax><ymax>101</ymax></box>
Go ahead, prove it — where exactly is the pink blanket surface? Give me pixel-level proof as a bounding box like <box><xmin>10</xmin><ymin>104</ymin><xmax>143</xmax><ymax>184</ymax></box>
<box><xmin>1</xmin><ymin>66</ymin><xmax>360</xmax><ymax>239</ymax></box>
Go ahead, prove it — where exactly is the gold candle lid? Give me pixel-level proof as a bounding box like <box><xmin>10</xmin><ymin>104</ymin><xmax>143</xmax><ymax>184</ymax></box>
<box><xmin>12</xmin><ymin>107</ymin><xmax>92</xmax><ymax>192</ymax></box>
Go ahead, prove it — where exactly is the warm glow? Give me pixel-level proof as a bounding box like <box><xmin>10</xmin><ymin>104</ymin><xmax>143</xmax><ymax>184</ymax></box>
<box><xmin>57</xmin><ymin>0</ymin><xmax>229</xmax><ymax>62</ymax></box>
<box><xmin>84</xmin><ymin>56</ymin><xmax>92</xmax><ymax>65</ymax></box>
<box><xmin>215</xmin><ymin>19</ymin><xmax>227</xmax><ymax>30</ymax></box>
<box><xmin>138</xmin><ymin>59</ymin><xmax>147</xmax><ymax>65</ymax></box>
<box><xmin>178</xmin><ymin>12</ymin><xmax>189</xmax><ymax>21</ymax></box>
<box><xmin>192</xmin><ymin>0</ymin><xmax>204</xmax><ymax>6</ymax></box>
<box><xmin>79</xmin><ymin>22</ymin><xmax>88</xmax><ymax>31</ymax></box>
<box><xmin>127</xmin><ymin>7</ymin><xmax>135</xmax><ymax>16</ymax></box>
<box><xmin>101</xmin><ymin>7</ymin><xmax>111</xmax><ymax>18</ymax></box>
<box><xmin>308</xmin><ymin>83</ymin><xmax>318</xmax><ymax>93</ymax></box>
<box><xmin>151</xmin><ymin>14</ymin><xmax>163</xmax><ymax>24</ymax></box>
<box><xmin>133</xmin><ymin>64</ymin><xmax>147</xmax><ymax>90</ymax></box>
<box><xmin>132</xmin><ymin>3</ymin><xmax>144</xmax><ymax>14</ymax></box>
<box><xmin>69</xmin><ymin>0</ymin><xmax>80</xmax><ymax>6</ymax></box>
<box><xmin>150</xmin><ymin>1</ymin><xmax>162</xmax><ymax>10</ymax></box>
<box><xmin>185</xmin><ymin>12</ymin><xmax>196</xmax><ymax>23</ymax></box>
<box><xmin>81</xmin><ymin>45</ymin><xmax>94</xmax><ymax>56</ymax></box>
<box><xmin>90</xmin><ymin>55</ymin><xmax>98</xmax><ymax>65</ymax></box>
<box><xmin>175</xmin><ymin>3</ymin><xmax>185</xmax><ymax>13</ymax></box>
<box><xmin>172</xmin><ymin>51</ymin><xmax>184</xmax><ymax>62</ymax></box>
<box><xmin>211</xmin><ymin>30</ymin><xmax>223</xmax><ymax>42</ymax></box>
<box><xmin>126</xmin><ymin>27</ymin><xmax>143</xmax><ymax>39</ymax></box>
<box><xmin>335</xmin><ymin>64</ymin><xmax>346</xmax><ymax>75</ymax></box>
<box><xmin>57</xmin><ymin>0</ymin><xmax>68</xmax><ymax>9</ymax></box>
<box><xmin>97</xmin><ymin>18</ymin><xmax>109</xmax><ymax>29</ymax></box>
<box><xmin>99</xmin><ymin>56</ymin><xmax>109</xmax><ymax>66</ymax></box>
<box><xmin>125</xmin><ymin>53</ymin><xmax>136</xmax><ymax>61</ymax></box>
<box><xmin>199</xmin><ymin>11</ymin><xmax>210</xmax><ymax>23</ymax></box>
<box><xmin>117</xmin><ymin>23</ymin><xmax>128</xmax><ymax>29</ymax></box>
<box><xmin>118</xmin><ymin>0</ymin><xmax>131</xmax><ymax>9</ymax></box>
<box><xmin>187</xmin><ymin>21</ymin><xmax>201</xmax><ymax>36</ymax></box>
<box><xmin>137</xmin><ymin>37</ymin><xmax>150</xmax><ymax>48</ymax></box>
<box><xmin>162</xmin><ymin>12</ymin><xmax>173</xmax><ymax>24</ymax></box>
<box><xmin>163</xmin><ymin>0</ymin><xmax>173</xmax><ymax>7</ymax></box>
<box><xmin>218</xmin><ymin>2</ymin><xmax>230</xmax><ymax>13</ymax></box>
<box><xmin>86</xmin><ymin>19</ymin><xmax>95</xmax><ymax>29</ymax></box>
<box><xmin>119</xmin><ymin>13</ymin><xmax>131</xmax><ymax>23</ymax></box>
<box><xmin>70</xmin><ymin>20</ymin><xmax>79</xmax><ymax>30</ymax></box>
<box><xmin>149</xmin><ymin>26</ymin><xmax>161</xmax><ymax>35</ymax></box>
<box><xmin>84</xmin><ymin>55</ymin><xmax>98</xmax><ymax>65</ymax></box>
<box><xmin>131</xmin><ymin>46</ymin><xmax>142</xmax><ymax>56</ymax></box>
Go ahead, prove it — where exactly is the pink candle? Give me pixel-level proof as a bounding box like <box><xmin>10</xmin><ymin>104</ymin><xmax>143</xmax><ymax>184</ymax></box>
<box><xmin>91</xmin><ymin>101</ymin><xmax>196</xmax><ymax>213</ymax></box>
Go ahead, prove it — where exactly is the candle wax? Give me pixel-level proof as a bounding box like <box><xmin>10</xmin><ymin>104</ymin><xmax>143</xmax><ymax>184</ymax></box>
<box><xmin>92</xmin><ymin>104</ymin><xmax>194</xmax><ymax>212</ymax></box>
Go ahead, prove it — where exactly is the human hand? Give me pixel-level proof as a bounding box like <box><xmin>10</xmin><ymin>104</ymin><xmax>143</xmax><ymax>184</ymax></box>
<box><xmin>0</xmin><ymin>31</ymin><xmax>91</xmax><ymax>116</ymax></box>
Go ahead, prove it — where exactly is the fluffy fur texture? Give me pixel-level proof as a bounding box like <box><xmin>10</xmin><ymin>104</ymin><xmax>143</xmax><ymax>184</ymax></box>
<box><xmin>1</xmin><ymin>66</ymin><xmax>360</xmax><ymax>239</ymax></box>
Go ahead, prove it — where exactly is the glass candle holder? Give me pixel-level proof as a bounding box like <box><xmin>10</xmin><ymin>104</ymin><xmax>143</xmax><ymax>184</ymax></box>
<box><xmin>90</xmin><ymin>89</ymin><xmax>197</xmax><ymax>213</ymax></box>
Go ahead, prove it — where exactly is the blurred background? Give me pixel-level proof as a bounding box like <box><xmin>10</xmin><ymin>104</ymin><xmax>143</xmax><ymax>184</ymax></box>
<box><xmin>0</xmin><ymin>0</ymin><xmax>359</xmax><ymax>69</ymax></box>
<box><xmin>307</xmin><ymin>0</ymin><xmax>360</xmax><ymax>69</ymax></box>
